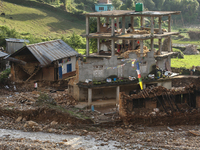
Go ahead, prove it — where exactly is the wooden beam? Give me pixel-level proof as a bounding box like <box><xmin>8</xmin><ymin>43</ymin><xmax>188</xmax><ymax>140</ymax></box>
<box><xmin>7</xmin><ymin>57</ymin><xmax>27</xmax><ymax>66</ymax></box>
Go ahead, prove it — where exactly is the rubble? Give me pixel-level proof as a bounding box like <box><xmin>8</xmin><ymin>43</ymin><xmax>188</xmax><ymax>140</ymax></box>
<box><xmin>120</xmin><ymin>46</ymin><xmax>150</xmax><ymax>58</ymax></box>
<box><xmin>183</xmin><ymin>45</ymin><xmax>199</xmax><ymax>55</ymax></box>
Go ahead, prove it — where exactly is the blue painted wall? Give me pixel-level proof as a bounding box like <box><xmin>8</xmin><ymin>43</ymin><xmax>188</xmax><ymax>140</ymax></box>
<box><xmin>95</xmin><ymin>4</ymin><xmax>114</xmax><ymax>12</ymax></box>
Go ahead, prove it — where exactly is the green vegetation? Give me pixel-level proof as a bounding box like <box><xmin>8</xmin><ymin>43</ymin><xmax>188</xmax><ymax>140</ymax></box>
<box><xmin>0</xmin><ymin>68</ymin><xmax>10</xmax><ymax>83</ymax></box>
<box><xmin>1</xmin><ymin>0</ymin><xmax>85</xmax><ymax>39</ymax></box>
<box><xmin>37</xmin><ymin>92</ymin><xmax>56</xmax><ymax>105</ymax></box>
<box><xmin>171</xmin><ymin>55</ymin><xmax>200</xmax><ymax>69</ymax></box>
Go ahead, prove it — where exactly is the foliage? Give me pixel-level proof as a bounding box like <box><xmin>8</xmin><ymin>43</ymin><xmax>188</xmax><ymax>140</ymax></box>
<box><xmin>62</xmin><ymin>32</ymin><xmax>85</xmax><ymax>50</ymax></box>
<box><xmin>112</xmin><ymin>0</ymin><xmax>122</xmax><ymax>10</ymax></box>
<box><xmin>0</xmin><ymin>68</ymin><xmax>11</xmax><ymax>83</ymax></box>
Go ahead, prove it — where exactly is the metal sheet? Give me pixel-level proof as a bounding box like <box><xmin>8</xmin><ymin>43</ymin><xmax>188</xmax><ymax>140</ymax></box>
<box><xmin>0</xmin><ymin>51</ymin><xmax>8</xmax><ymax>58</ymax></box>
<box><xmin>5</xmin><ymin>38</ymin><xmax>29</xmax><ymax>43</ymax></box>
<box><xmin>26</xmin><ymin>40</ymin><xmax>79</xmax><ymax>67</ymax></box>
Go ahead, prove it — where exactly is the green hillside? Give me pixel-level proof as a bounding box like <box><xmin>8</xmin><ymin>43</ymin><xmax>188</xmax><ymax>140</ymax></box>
<box><xmin>0</xmin><ymin>0</ymin><xmax>86</xmax><ymax>39</ymax></box>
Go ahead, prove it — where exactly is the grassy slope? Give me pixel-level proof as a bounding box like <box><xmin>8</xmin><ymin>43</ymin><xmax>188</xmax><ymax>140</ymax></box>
<box><xmin>0</xmin><ymin>0</ymin><xmax>85</xmax><ymax>38</ymax></box>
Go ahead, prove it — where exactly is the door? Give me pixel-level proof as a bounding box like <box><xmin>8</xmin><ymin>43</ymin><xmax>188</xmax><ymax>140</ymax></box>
<box><xmin>58</xmin><ymin>66</ymin><xmax>62</xmax><ymax>79</ymax></box>
<box><xmin>67</xmin><ymin>64</ymin><xmax>72</xmax><ymax>73</ymax></box>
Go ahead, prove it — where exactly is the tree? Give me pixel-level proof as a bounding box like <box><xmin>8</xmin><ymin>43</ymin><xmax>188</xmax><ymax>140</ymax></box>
<box><xmin>112</xmin><ymin>0</ymin><xmax>122</xmax><ymax>10</ymax></box>
<box><xmin>66</xmin><ymin>32</ymin><xmax>83</xmax><ymax>50</ymax></box>
<box><xmin>126</xmin><ymin>0</ymin><xmax>134</xmax><ymax>10</ymax></box>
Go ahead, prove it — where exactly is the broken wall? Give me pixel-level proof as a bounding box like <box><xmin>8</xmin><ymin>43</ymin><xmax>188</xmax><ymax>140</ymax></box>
<box><xmin>78</xmin><ymin>50</ymin><xmax>156</xmax><ymax>82</ymax></box>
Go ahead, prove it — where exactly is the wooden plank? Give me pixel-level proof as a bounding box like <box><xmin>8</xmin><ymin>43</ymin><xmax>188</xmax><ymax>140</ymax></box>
<box><xmin>189</xmin><ymin>130</ymin><xmax>200</xmax><ymax>136</ymax></box>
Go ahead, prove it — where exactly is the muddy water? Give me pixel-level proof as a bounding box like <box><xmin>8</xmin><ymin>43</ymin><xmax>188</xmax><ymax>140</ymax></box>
<box><xmin>0</xmin><ymin>129</ymin><xmax>125</xmax><ymax>149</ymax></box>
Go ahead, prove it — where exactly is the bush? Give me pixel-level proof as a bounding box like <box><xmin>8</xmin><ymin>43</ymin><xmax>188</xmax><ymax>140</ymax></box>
<box><xmin>0</xmin><ymin>68</ymin><xmax>11</xmax><ymax>83</ymax></box>
<box><xmin>173</xmin><ymin>48</ymin><xmax>184</xmax><ymax>59</ymax></box>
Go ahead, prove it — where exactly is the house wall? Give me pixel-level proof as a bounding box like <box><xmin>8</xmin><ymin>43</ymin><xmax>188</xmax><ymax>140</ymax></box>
<box><xmin>78</xmin><ymin>50</ymin><xmax>156</xmax><ymax>82</ymax></box>
<box><xmin>95</xmin><ymin>4</ymin><xmax>114</xmax><ymax>12</ymax></box>
<box><xmin>60</xmin><ymin>56</ymin><xmax>76</xmax><ymax>74</ymax></box>
<box><xmin>156</xmin><ymin>56</ymin><xmax>171</xmax><ymax>71</ymax></box>
<box><xmin>6</xmin><ymin>42</ymin><xmax>25</xmax><ymax>54</ymax></box>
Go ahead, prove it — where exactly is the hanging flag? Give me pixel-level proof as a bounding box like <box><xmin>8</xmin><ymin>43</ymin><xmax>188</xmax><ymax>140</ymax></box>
<box><xmin>136</xmin><ymin>62</ymin><xmax>143</xmax><ymax>90</ymax></box>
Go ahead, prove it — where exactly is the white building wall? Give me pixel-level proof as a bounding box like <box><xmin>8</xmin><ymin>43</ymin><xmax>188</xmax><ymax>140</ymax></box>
<box><xmin>62</xmin><ymin>56</ymin><xmax>76</xmax><ymax>74</ymax></box>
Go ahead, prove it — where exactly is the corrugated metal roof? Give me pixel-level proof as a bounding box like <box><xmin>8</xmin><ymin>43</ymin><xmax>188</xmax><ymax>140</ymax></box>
<box><xmin>5</xmin><ymin>38</ymin><xmax>29</xmax><ymax>43</ymax></box>
<box><xmin>0</xmin><ymin>51</ymin><xmax>8</xmax><ymax>58</ymax></box>
<box><xmin>26</xmin><ymin>39</ymin><xmax>79</xmax><ymax>67</ymax></box>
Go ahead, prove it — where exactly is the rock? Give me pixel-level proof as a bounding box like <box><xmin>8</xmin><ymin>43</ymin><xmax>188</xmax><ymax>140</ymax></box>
<box><xmin>25</xmin><ymin>121</ymin><xmax>38</xmax><ymax>128</ymax></box>
<box><xmin>15</xmin><ymin>147</ymin><xmax>20</xmax><ymax>150</ymax></box>
<box><xmin>104</xmin><ymin>138</ymin><xmax>108</xmax><ymax>142</ymax></box>
<box><xmin>8</xmin><ymin>102</ymin><xmax>15</xmax><ymax>106</ymax></box>
<box><xmin>16</xmin><ymin>116</ymin><xmax>22</xmax><ymax>122</ymax></box>
<box><xmin>167</xmin><ymin>127</ymin><xmax>174</xmax><ymax>132</ymax></box>
<box><xmin>147</xmin><ymin>139</ymin><xmax>151</xmax><ymax>142</ymax></box>
<box><xmin>50</xmin><ymin>121</ymin><xmax>58</xmax><ymax>126</ymax></box>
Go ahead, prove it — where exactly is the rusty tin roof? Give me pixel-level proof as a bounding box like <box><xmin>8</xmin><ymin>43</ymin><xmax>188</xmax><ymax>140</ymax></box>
<box><xmin>11</xmin><ymin>39</ymin><xmax>79</xmax><ymax>67</ymax></box>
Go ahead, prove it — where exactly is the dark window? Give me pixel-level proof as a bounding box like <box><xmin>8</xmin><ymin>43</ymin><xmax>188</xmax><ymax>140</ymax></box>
<box><xmin>99</xmin><ymin>7</ymin><xmax>104</xmax><ymax>10</ymax></box>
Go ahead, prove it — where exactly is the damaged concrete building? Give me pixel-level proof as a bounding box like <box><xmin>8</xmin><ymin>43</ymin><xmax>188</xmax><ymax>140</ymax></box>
<box><xmin>68</xmin><ymin>10</ymin><xmax>181</xmax><ymax>105</ymax></box>
<box><xmin>9</xmin><ymin>39</ymin><xmax>79</xmax><ymax>81</ymax></box>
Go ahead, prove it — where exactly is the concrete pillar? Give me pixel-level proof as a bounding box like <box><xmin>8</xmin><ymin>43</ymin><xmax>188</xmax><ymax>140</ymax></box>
<box><xmin>141</xmin><ymin>16</ymin><xmax>144</xmax><ymax>28</ymax></box>
<box><xmin>122</xmin><ymin>16</ymin><xmax>125</xmax><ymax>34</ymax></box>
<box><xmin>151</xmin><ymin>17</ymin><xmax>154</xmax><ymax>36</ymax></box>
<box><xmin>158</xmin><ymin>38</ymin><xmax>162</xmax><ymax>54</ymax></box>
<box><xmin>116</xmin><ymin>86</ymin><xmax>120</xmax><ymax>103</ymax></box>
<box><xmin>168</xmin><ymin>15</ymin><xmax>172</xmax><ymax>52</ymax></box>
<box><xmin>97</xmin><ymin>17</ymin><xmax>100</xmax><ymax>32</ymax></box>
<box><xmin>159</xmin><ymin>17</ymin><xmax>162</xmax><ymax>34</ymax></box>
<box><xmin>86</xmin><ymin>37</ymin><xmax>89</xmax><ymax>56</ymax></box>
<box><xmin>86</xmin><ymin>16</ymin><xmax>89</xmax><ymax>35</ymax></box>
<box><xmin>97</xmin><ymin>38</ymin><xmax>100</xmax><ymax>54</ymax></box>
<box><xmin>132</xmin><ymin>40</ymin><xmax>135</xmax><ymax>50</ymax></box>
<box><xmin>111</xmin><ymin>17</ymin><xmax>115</xmax><ymax>36</ymax></box>
<box><xmin>131</xmin><ymin>16</ymin><xmax>134</xmax><ymax>30</ymax></box>
<box><xmin>168</xmin><ymin>15</ymin><xmax>171</xmax><ymax>32</ymax></box>
<box><xmin>106</xmin><ymin>17</ymin><xmax>109</xmax><ymax>24</ymax></box>
<box><xmin>88</xmin><ymin>88</ymin><xmax>92</xmax><ymax>104</ymax></box>
<box><xmin>151</xmin><ymin>38</ymin><xmax>154</xmax><ymax>51</ymax></box>
<box><xmin>111</xmin><ymin>39</ymin><xmax>115</xmax><ymax>56</ymax></box>
<box><xmin>140</xmin><ymin>40</ymin><xmax>143</xmax><ymax>57</ymax></box>
<box><xmin>117</xmin><ymin>17</ymin><xmax>119</xmax><ymax>44</ymax></box>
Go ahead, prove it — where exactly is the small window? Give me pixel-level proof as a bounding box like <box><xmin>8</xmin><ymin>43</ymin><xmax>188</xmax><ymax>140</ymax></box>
<box><xmin>99</xmin><ymin>7</ymin><xmax>104</xmax><ymax>11</ymax></box>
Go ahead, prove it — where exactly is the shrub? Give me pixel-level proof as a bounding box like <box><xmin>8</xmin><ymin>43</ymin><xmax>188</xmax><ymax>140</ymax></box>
<box><xmin>38</xmin><ymin>92</ymin><xmax>56</xmax><ymax>105</ymax></box>
<box><xmin>0</xmin><ymin>68</ymin><xmax>11</xmax><ymax>83</ymax></box>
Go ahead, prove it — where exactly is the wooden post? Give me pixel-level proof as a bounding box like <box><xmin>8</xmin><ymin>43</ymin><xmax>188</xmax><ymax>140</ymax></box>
<box><xmin>111</xmin><ymin>17</ymin><xmax>115</xmax><ymax>36</ymax></box>
<box><xmin>122</xmin><ymin>16</ymin><xmax>125</xmax><ymax>34</ymax></box>
<box><xmin>151</xmin><ymin>17</ymin><xmax>154</xmax><ymax>36</ymax></box>
<box><xmin>151</xmin><ymin>38</ymin><xmax>154</xmax><ymax>51</ymax></box>
<box><xmin>159</xmin><ymin>17</ymin><xmax>162</xmax><ymax>34</ymax></box>
<box><xmin>140</xmin><ymin>40</ymin><xmax>143</xmax><ymax>57</ymax></box>
<box><xmin>111</xmin><ymin>39</ymin><xmax>115</xmax><ymax>56</ymax></box>
<box><xmin>86</xmin><ymin>38</ymin><xmax>89</xmax><ymax>56</ymax></box>
<box><xmin>116</xmin><ymin>86</ymin><xmax>120</xmax><ymax>103</ymax></box>
<box><xmin>88</xmin><ymin>88</ymin><xmax>92</xmax><ymax>105</ymax></box>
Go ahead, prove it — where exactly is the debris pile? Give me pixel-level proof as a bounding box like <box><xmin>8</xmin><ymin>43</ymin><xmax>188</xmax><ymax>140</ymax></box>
<box><xmin>183</xmin><ymin>45</ymin><xmax>199</xmax><ymax>55</ymax></box>
<box><xmin>120</xmin><ymin>46</ymin><xmax>150</xmax><ymax>58</ymax></box>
